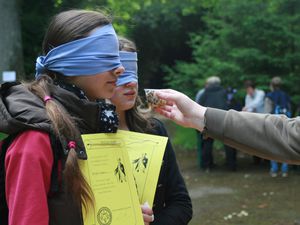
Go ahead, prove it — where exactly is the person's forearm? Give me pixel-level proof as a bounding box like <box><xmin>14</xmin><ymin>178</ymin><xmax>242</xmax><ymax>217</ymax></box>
<box><xmin>203</xmin><ymin>108</ymin><xmax>300</xmax><ymax>164</ymax></box>
<box><xmin>189</xmin><ymin>104</ymin><xmax>207</xmax><ymax>131</ymax></box>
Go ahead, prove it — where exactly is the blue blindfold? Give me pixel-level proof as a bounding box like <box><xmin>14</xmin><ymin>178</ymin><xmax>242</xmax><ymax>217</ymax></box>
<box><xmin>116</xmin><ymin>51</ymin><xmax>138</xmax><ymax>86</ymax></box>
<box><xmin>35</xmin><ymin>24</ymin><xmax>121</xmax><ymax>78</ymax></box>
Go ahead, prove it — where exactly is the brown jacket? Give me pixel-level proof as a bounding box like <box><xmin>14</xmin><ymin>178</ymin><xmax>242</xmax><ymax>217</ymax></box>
<box><xmin>204</xmin><ymin>108</ymin><xmax>300</xmax><ymax>165</ymax></box>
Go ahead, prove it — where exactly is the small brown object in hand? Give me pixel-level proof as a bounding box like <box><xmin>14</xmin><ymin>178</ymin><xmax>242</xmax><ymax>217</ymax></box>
<box><xmin>144</xmin><ymin>89</ymin><xmax>166</xmax><ymax>108</ymax></box>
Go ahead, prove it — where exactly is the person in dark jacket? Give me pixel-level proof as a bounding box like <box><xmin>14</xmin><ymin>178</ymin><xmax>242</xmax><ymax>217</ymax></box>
<box><xmin>0</xmin><ymin>9</ymin><xmax>128</xmax><ymax>225</ymax></box>
<box><xmin>224</xmin><ymin>87</ymin><xmax>242</xmax><ymax>171</ymax></box>
<box><xmin>110</xmin><ymin>37</ymin><xmax>192</xmax><ymax>225</ymax></box>
<box><xmin>198</xmin><ymin>76</ymin><xmax>231</xmax><ymax>171</ymax></box>
<box><xmin>264</xmin><ymin>77</ymin><xmax>291</xmax><ymax>177</ymax></box>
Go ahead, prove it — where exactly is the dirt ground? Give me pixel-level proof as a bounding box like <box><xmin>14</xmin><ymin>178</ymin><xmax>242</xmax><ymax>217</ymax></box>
<box><xmin>176</xmin><ymin>150</ymin><xmax>300</xmax><ymax>225</ymax></box>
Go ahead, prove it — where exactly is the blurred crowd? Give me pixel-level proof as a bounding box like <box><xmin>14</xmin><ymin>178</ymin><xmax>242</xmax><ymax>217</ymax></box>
<box><xmin>195</xmin><ymin>76</ymin><xmax>299</xmax><ymax>177</ymax></box>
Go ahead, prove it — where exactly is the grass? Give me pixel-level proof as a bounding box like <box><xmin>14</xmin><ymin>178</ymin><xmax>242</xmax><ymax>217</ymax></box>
<box><xmin>167</xmin><ymin>122</ymin><xmax>197</xmax><ymax>151</ymax></box>
<box><xmin>164</xmin><ymin>119</ymin><xmax>224</xmax><ymax>152</ymax></box>
<box><xmin>0</xmin><ymin>133</ymin><xmax>7</xmax><ymax>141</ymax></box>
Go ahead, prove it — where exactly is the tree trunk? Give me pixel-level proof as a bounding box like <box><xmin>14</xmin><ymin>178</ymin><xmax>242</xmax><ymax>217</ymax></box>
<box><xmin>0</xmin><ymin>0</ymin><xmax>24</xmax><ymax>80</ymax></box>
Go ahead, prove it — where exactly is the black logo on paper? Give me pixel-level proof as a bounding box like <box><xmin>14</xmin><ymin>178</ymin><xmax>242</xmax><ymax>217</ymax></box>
<box><xmin>132</xmin><ymin>153</ymin><xmax>148</xmax><ymax>173</ymax></box>
<box><xmin>114</xmin><ymin>158</ymin><xmax>126</xmax><ymax>182</ymax></box>
<box><xmin>97</xmin><ymin>207</ymin><xmax>112</xmax><ymax>225</ymax></box>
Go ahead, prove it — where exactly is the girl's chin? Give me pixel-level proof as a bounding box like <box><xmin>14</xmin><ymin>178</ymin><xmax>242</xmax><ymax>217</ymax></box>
<box><xmin>119</xmin><ymin>103</ymin><xmax>135</xmax><ymax>111</ymax></box>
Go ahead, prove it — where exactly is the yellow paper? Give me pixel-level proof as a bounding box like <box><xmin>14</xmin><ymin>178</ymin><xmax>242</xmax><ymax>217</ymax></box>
<box><xmin>116</xmin><ymin>130</ymin><xmax>168</xmax><ymax>207</ymax></box>
<box><xmin>80</xmin><ymin>133</ymin><xmax>144</xmax><ymax>225</ymax></box>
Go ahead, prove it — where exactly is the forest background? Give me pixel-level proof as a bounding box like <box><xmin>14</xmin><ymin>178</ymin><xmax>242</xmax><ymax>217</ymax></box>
<box><xmin>1</xmin><ymin>0</ymin><xmax>300</xmax><ymax>149</ymax></box>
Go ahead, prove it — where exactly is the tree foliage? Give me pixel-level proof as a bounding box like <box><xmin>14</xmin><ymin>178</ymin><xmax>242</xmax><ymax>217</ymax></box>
<box><xmin>165</xmin><ymin>0</ymin><xmax>300</xmax><ymax>106</ymax></box>
<box><xmin>18</xmin><ymin>0</ymin><xmax>300</xmax><ymax>108</ymax></box>
<box><xmin>98</xmin><ymin>0</ymin><xmax>210</xmax><ymax>89</ymax></box>
<box><xmin>129</xmin><ymin>0</ymin><xmax>211</xmax><ymax>89</ymax></box>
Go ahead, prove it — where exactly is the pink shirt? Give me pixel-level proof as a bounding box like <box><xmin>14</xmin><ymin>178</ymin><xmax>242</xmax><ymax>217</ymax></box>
<box><xmin>5</xmin><ymin>130</ymin><xmax>53</xmax><ymax>225</ymax></box>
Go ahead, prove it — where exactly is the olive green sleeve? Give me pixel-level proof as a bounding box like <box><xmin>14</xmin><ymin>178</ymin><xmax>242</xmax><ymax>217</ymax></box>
<box><xmin>203</xmin><ymin>108</ymin><xmax>300</xmax><ymax>164</ymax></box>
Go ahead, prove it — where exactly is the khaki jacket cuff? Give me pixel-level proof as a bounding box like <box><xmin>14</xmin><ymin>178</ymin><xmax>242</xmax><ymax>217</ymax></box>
<box><xmin>203</xmin><ymin>107</ymin><xmax>227</xmax><ymax>140</ymax></box>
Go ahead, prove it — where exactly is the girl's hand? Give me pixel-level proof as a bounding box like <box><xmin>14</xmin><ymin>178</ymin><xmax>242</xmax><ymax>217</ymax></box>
<box><xmin>141</xmin><ymin>202</ymin><xmax>154</xmax><ymax>225</ymax></box>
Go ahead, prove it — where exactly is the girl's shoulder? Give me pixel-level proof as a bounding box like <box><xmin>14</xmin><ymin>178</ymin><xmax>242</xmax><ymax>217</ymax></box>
<box><xmin>6</xmin><ymin>130</ymin><xmax>51</xmax><ymax>156</ymax></box>
<box><xmin>148</xmin><ymin>117</ymin><xmax>168</xmax><ymax>137</ymax></box>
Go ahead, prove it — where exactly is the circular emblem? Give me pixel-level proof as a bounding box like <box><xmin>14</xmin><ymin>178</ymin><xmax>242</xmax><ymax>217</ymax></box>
<box><xmin>97</xmin><ymin>207</ymin><xmax>112</xmax><ymax>225</ymax></box>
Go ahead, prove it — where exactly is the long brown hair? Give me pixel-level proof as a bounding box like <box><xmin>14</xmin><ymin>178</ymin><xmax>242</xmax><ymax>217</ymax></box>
<box><xmin>118</xmin><ymin>37</ymin><xmax>153</xmax><ymax>133</ymax></box>
<box><xmin>28</xmin><ymin>9</ymin><xmax>112</xmax><ymax>211</ymax></box>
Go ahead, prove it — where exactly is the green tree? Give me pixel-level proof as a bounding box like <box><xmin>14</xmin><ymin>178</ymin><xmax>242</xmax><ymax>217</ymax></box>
<box><xmin>20</xmin><ymin>0</ymin><xmax>97</xmax><ymax>79</ymax></box>
<box><xmin>130</xmin><ymin>0</ymin><xmax>209</xmax><ymax>89</ymax></box>
<box><xmin>99</xmin><ymin>0</ymin><xmax>211</xmax><ymax>89</ymax></box>
<box><xmin>166</xmin><ymin>0</ymin><xmax>300</xmax><ymax>105</ymax></box>
<box><xmin>19</xmin><ymin>0</ymin><xmax>211</xmax><ymax>87</ymax></box>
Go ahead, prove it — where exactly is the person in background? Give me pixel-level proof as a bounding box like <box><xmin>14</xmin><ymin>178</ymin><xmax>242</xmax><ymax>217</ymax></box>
<box><xmin>153</xmin><ymin>89</ymin><xmax>300</xmax><ymax>165</ymax></box>
<box><xmin>224</xmin><ymin>87</ymin><xmax>242</xmax><ymax>171</ymax></box>
<box><xmin>197</xmin><ymin>76</ymin><xmax>227</xmax><ymax>172</ymax></box>
<box><xmin>195</xmin><ymin>85</ymin><xmax>206</xmax><ymax>103</ymax></box>
<box><xmin>0</xmin><ymin>9</ymin><xmax>138</xmax><ymax>225</ymax></box>
<box><xmin>242</xmin><ymin>80</ymin><xmax>266</xmax><ymax>165</ymax></box>
<box><xmin>296</xmin><ymin>102</ymin><xmax>300</xmax><ymax>116</ymax></box>
<box><xmin>242</xmin><ymin>80</ymin><xmax>265</xmax><ymax>113</ymax></box>
<box><xmin>264</xmin><ymin>76</ymin><xmax>291</xmax><ymax>177</ymax></box>
<box><xmin>226</xmin><ymin>87</ymin><xmax>242</xmax><ymax>112</ymax></box>
<box><xmin>110</xmin><ymin>37</ymin><xmax>192</xmax><ymax>225</ymax></box>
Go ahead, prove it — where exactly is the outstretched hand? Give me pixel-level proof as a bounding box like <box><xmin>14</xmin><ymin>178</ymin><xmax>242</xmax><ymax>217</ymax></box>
<box><xmin>154</xmin><ymin>89</ymin><xmax>207</xmax><ymax>131</ymax></box>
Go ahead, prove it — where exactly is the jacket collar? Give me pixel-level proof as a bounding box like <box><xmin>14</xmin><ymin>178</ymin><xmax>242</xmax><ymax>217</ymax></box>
<box><xmin>0</xmin><ymin>81</ymin><xmax>118</xmax><ymax>159</ymax></box>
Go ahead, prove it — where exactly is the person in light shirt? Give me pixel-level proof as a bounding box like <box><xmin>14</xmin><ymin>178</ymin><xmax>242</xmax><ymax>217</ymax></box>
<box><xmin>242</xmin><ymin>80</ymin><xmax>265</xmax><ymax>113</ymax></box>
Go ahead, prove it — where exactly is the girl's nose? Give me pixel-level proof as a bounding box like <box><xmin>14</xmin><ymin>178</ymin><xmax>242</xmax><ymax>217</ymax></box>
<box><xmin>113</xmin><ymin>66</ymin><xmax>125</xmax><ymax>78</ymax></box>
<box><xmin>125</xmin><ymin>81</ymin><xmax>138</xmax><ymax>87</ymax></box>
